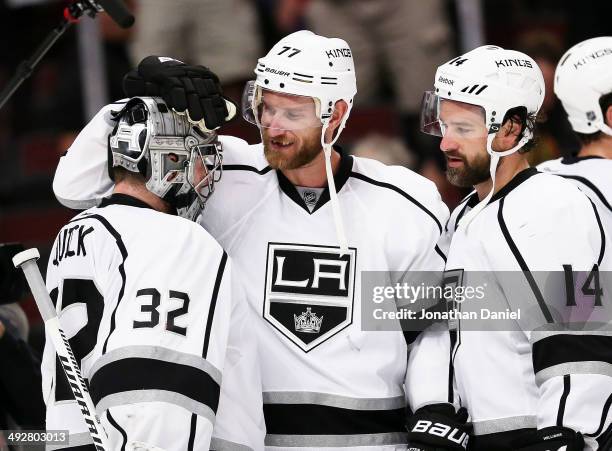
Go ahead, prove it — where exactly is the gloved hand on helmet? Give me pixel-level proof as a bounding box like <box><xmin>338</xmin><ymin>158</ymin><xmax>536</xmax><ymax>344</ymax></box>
<box><xmin>123</xmin><ymin>56</ymin><xmax>238</xmax><ymax>132</ymax></box>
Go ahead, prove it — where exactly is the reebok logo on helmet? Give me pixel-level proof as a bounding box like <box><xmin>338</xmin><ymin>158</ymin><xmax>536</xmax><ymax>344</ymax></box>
<box><xmin>438</xmin><ymin>76</ymin><xmax>454</xmax><ymax>86</ymax></box>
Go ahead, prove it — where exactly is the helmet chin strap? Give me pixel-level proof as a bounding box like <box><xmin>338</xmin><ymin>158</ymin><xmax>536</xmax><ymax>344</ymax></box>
<box><xmin>599</xmin><ymin>122</ymin><xmax>612</xmax><ymax>137</ymax></box>
<box><xmin>321</xmin><ymin>122</ymin><xmax>349</xmax><ymax>255</ymax></box>
<box><xmin>459</xmin><ymin>133</ymin><xmax>529</xmax><ymax>228</ymax></box>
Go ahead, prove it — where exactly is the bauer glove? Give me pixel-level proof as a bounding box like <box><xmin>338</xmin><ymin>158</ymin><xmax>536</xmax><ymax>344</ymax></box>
<box><xmin>123</xmin><ymin>55</ymin><xmax>237</xmax><ymax>132</ymax></box>
<box><xmin>511</xmin><ymin>426</ymin><xmax>585</xmax><ymax>451</ymax></box>
<box><xmin>406</xmin><ymin>403</ymin><xmax>471</xmax><ymax>450</ymax></box>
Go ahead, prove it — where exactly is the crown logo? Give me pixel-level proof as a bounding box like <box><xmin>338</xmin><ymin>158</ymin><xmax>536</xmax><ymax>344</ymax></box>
<box><xmin>294</xmin><ymin>307</ymin><xmax>323</xmax><ymax>334</ymax></box>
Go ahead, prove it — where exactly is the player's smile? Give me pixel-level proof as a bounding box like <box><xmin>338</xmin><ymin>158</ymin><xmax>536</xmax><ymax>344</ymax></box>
<box><xmin>268</xmin><ymin>136</ymin><xmax>295</xmax><ymax>150</ymax></box>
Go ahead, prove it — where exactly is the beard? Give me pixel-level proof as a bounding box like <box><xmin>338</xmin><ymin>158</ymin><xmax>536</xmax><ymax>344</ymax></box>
<box><xmin>263</xmin><ymin>129</ymin><xmax>322</xmax><ymax>170</ymax></box>
<box><xmin>445</xmin><ymin>151</ymin><xmax>491</xmax><ymax>187</ymax></box>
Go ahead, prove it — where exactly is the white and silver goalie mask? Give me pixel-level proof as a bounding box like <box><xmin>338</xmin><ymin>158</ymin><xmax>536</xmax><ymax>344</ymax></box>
<box><xmin>108</xmin><ymin>97</ymin><xmax>222</xmax><ymax>220</ymax></box>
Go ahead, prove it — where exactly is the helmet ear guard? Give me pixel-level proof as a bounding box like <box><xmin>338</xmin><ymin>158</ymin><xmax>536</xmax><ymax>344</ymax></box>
<box><xmin>108</xmin><ymin>97</ymin><xmax>223</xmax><ymax>219</ymax></box>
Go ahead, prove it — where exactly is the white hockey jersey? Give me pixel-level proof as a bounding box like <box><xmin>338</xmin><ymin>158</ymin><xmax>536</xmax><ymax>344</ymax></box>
<box><xmin>538</xmin><ymin>155</ymin><xmax>612</xmax><ymax>234</ymax></box>
<box><xmin>43</xmin><ymin>194</ymin><xmax>265</xmax><ymax>451</ymax></box>
<box><xmin>52</xmin><ymin>102</ymin><xmax>452</xmax><ymax>450</ymax></box>
<box><xmin>444</xmin><ymin>168</ymin><xmax>612</xmax><ymax>450</ymax></box>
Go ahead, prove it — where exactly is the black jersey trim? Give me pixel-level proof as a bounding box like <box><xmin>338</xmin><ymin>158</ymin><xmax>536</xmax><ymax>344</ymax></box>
<box><xmin>276</xmin><ymin>147</ymin><xmax>353</xmax><ymax>214</ymax></box>
<box><xmin>68</xmin><ymin>214</ymin><xmax>128</xmax><ymax>354</ymax></box>
<box><xmin>448</xmin><ymin>328</ymin><xmax>459</xmax><ymax>404</ymax></box>
<box><xmin>490</xmin><ymin>167</ymin><xmax>539</xmax><ymax>203</ymax></box>
<box><xmin>349</xmin><ymin>172</ymin><xmax>443</xmax><ymax>233</ymax></box>
<box><xmin>497</xmin><ymin>198</ymin><xmax>554</xmax><ymax>323</ymax></box>
<box><xmin>203</xmin><ymin>251</ymin><xmax>228</xmax><ymax>359</ymax></box>
<box><xmin>561</xmin><ymin>155</ymin><xmax>604</xmax><ymax>164</ymax></box>
<box><xmin>98</xmin><ymin>193</ymin><xmax>156</xmax><ymax>210</ymax></box>
<box><xmin>597</xmin><ymin>423</ymin><xmax>612</xmax><ymax>449</ymax></box>
<box><xmin>532</xmin><ymin>334</ymin><xmax>612</xmax><ymax>373</ymax></box>
<box><xmin>263</xmin><ymin>403</ymin><xmax>406</xmax><ymax>435</ymax></box>
<box><xmin>454</xmin><ymin>192</ymin><xmax>478</xmax><ymax>230</ymax></box>
<box><xmin>557</xmin><ymin>375</ymin><xmax>571</xmax><ymax>427</ymax></box>
<box><xmin>187</xmin><ymin>413</ymin><xmax>198</xmax><ymax>451</ymax></box>
<box><xmin>221</xmin><ymin>164</ymin><xmax>273</xmax><ymax>175</ymax></box>
<box><xmin>586</xmin><ymin>393</ymin><xmax>612</xmax><ymax>437</ymax></box>
<box><xmin>469</xmin><ymin>428</ymin><xmax>536</xmax><ymax>451</ymax></box>
<box><xmin>435</xmin><ymin>245</ymin><xmax>447</xmax><ymax>263</ymax></box>
<box><xmin>559</xmin><ymin>174</ymin><xmax>612</xmax><ymax>214</ymax></box>
<box><xmin>106</xmin><ymin>409</ymin><xmax>127</xmax><ymax>451</ymax></box>
<box><xmin>589</xmin><ymin>198</ymin><xmax>607</xmax><ymax>266</ymax></box>
<box><xmin>89</xmin><ymin>357</ymin><xmax>221</xmax><ymax>413</ymax></box>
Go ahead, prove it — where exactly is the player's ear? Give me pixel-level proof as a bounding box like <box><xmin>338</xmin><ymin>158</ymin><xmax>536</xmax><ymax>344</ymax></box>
<box><xmin>605</xmin><ymin>104</ymin><xmax>612</xmax><ymax>128</ymax></box>
<box><xmin>493</xmin><ymin>113</ymin><xmax>523</xmax><ymax>151</ymax></box>
<box><xmin>325</xmin><ymin>100</ymin><xmax>349</xmax><ymax>141</ymax></box>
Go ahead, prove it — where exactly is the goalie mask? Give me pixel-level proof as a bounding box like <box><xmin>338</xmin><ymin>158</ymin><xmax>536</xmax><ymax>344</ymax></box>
<box><xmin>108</xmin><ymin>97</ymin><xmax>222</xmax><ymax>220</ymax></box>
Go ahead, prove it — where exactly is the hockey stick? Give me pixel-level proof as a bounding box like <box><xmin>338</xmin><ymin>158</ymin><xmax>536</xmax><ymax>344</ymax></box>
<box><xmin>12</xmin><ymin>248</ymin><xmax>110</xmax><ymax>451</ymax></box>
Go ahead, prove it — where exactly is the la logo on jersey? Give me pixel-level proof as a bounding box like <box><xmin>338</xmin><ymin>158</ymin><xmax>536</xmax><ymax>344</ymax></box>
<box><xmin>264</xmin><ymin>243</ymin><xmax>357</xmax><ymax>352</ymax></box>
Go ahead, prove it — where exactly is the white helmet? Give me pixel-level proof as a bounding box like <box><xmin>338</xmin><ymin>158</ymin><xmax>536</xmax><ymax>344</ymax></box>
<box><xmin>109</xmin><ymin>97</ymin><xmax>222</xmax><ymax>220</ymax></box>
<box><xmin>242</xmin><ymin>30</ymin><xmax>357</xmax><ymax>142</ymax></box>
<box><xmin>421</xmin><ymin>45</ymin><xmax>545</xmax><ymax>155</ymax></box>
<box><xmin>554</xmin><ymin>36</ymin><xmax>612</xmax><ymax>136</ymax></box>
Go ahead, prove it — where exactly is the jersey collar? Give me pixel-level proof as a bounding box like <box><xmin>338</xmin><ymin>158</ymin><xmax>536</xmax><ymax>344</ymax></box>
<box><xmin>99</xmin><ymin>193</ymin><xmax>157</xmax><ymax>211</ymax></box>
<box><xmin>489</xmin><ymin>167</ymin><xmax>539</xmax><ymax>203</ymax></box>
<box><xmin>276</xmin><ymin>146</ymin><xmax>353</xmax><ymax>214</ymax></box>
<box><xmin>561</xmin><ymin>155</ymin><xmax>604</xmax><ymax>164</ymax></box>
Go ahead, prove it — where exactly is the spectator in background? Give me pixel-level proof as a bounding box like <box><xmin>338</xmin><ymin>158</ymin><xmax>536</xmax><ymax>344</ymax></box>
<box><xmin>129</xmin><ymin>0</ymin><xmax>262</xmax><ymax>102</ymax></box>
<box><xmin>517</xmin><ymin>32</ymin><xmax>580</xmax><ymax>164</ymax></box>
<box><xmin>350</xmin><ymin>133</ymin><xmax>416</xmax><ymax>168</ymax></box>
<box><xmin>0</xmin><ymin>303</ymin><xmax>45</xmax><ymax>438</ymax></box>
<box><xmin>273</xmin><ymin>0</ymin><xmax>454</xmax><ymax>170</ymax></box>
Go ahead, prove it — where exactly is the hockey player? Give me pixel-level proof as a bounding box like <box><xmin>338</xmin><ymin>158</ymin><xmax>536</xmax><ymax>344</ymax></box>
<box><xmin>420</xmin><ymin>45</ymin><xmax>612</xmax><ymax>450</ymax></box>
<box><xmin>43</xmin><ymin>98</ymin><xmax>265</xmax><ymax>451</ymax></box>
<box><xmin>50</xmin><ymin>31</ymin><xmax>467</xmax><ymax>450</ymax></box>
<box><xmin>538</xmin><ymin>37</ymin><xmax>612</xmax><ymax>232</ymax></box>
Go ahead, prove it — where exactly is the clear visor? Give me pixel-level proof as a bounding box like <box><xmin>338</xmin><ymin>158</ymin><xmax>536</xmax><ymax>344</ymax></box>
<box><xmin>241</xmin><ymin>80</ymin><xmax>322</xmax><ymax>131</ymax></box>
<box><xmin>420</xmin><ymin>91</ymin><xmax>488</xmax><ymax>139</ymax></box>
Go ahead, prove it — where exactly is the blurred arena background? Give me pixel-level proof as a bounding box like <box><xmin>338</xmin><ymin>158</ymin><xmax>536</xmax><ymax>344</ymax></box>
<box><xmin>0</xmin><ymin>0</ymin><xmax>610</xmax><ymax>365</ymax></box>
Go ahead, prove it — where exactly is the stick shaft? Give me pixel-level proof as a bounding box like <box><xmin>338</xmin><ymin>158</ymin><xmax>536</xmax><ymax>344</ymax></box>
<box><xmin>15</xmin><ymin>255</ymin><xmax>110</xmax><ymax>451</ymax></box>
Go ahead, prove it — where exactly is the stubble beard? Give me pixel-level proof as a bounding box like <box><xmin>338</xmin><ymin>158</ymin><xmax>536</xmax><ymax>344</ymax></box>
<box><xmin>446</xmin><ymin>151</ymin><xmax>491</xmax><ymax>188</ymax></box>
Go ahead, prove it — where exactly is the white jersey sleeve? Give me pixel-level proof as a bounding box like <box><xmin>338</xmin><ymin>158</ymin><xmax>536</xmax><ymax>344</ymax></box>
<box><xmin>42</xmin><ymin>203</ymin><xmax>255</xmax><ymax>451</ymax></box>
<box><xmin>492</xmin><ymin>177</ymin><xmax>612</xmax><ymax>448</ymax></box>
<box><xmin>212</xmin><ymin>279</ymin><xmax>266</xmax><ymax>451</ymax></box>
<box><xmin>370</xmin><ymin>164</ymin><xmax>454</xmax><ymax>413</ymax></box>
<box><xmin>53</xmin><ymin>102</ymin><xmax>125</xmax><ymax>209</ymax></box>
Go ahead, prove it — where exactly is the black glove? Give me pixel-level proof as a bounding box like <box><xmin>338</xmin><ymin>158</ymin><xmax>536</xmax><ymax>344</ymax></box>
<box><xmin>122</xmin><ymin>56</ymin><xmax>237</xmax><ymax>131</ymax></box>
<box><xmin>511</xmin><ymin>426</ymin><xmax>585</xmax><ymax>450</ymax></box>
<box><xmin>406</xmin><ymin>404</ymin><xmax>471</xmax><ymax>450</ymax></box>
